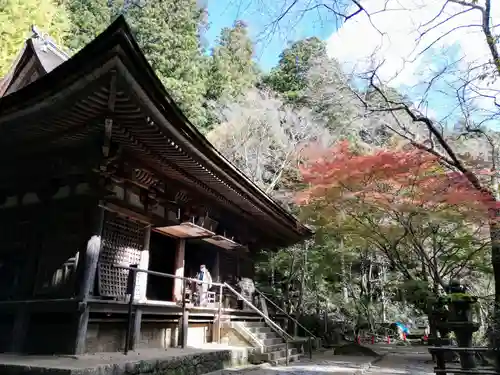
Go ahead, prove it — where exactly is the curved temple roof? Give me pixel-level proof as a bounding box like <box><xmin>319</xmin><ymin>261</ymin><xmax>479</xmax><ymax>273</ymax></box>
<box><xmin>0</xmin><ymin>16</ymin><xmax>312</xmax><ymax>248</ymax></box>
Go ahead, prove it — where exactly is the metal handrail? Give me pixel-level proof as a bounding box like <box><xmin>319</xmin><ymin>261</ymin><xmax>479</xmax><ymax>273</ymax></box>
<box><xmin>224</xmin><ymin>283</ymin><xmax>313</xmax><ymax>363</ymax></box>
<box><xmin>223</xmin><ymin>283</ymin><xmax>293</xmax><ymax>341</ymax></box>
<box><xmin>114</xmin><ymin>263</ymin><xmax>223</xmax><ymax>288</ymax></box>
<box><xmin>255</xmin><ymin>288</ymin><xmax>317</xmax><ymax>339</ymax></box>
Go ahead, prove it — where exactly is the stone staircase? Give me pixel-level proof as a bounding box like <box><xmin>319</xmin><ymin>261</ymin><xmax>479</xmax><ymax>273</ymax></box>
<box><xmin>230</xmin><ymin>321</ymin><xmax>304</xmax><ymax>365</ymax></box>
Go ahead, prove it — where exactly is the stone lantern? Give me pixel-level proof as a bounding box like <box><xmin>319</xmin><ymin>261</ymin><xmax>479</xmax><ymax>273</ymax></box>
<box><xmin>443</xmin><ymin>280</ymin><xmax>479</xmax><ymax>370</ymax></box>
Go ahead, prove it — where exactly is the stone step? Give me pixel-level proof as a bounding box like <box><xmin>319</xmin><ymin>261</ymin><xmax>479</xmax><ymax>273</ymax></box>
<box><xmin>251</xmin><ymin>347</ymin><xmax>299</xmax><ymax>364</ymax></box>
<box><xmin>246</xmin><ymin>326</ymin><xmax>273</xmax><ymax>334</ymax></box>
<box><xmin>262</xmin><ymin>338</ymin><xmax>284</xmax><ymax>346</ymax></box>
<box><xmin>270</xmin><ymin>353</ymin><xmax>301</xmax><ymax>366</ymax></box>
<box><xmin>261</xmin><ymin>342</ymin><xmax>287</xmax><ymax>353</ymax></box>
<box><xmin>268</xmin><ymin>348</ymin><xmax>299</xmax><ymax>362</ymax></box>
<box><xmin>254</xmin><ymin>331</ymin><xmax>281</xmax><ymax>341</ymax></box>
<box><xmin>242</xmin><ymin>321</ymin><xmax>267</xmax><ymax>328</ymax></box>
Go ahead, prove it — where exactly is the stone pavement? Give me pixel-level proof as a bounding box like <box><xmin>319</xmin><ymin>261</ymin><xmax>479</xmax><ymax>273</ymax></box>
<box><xmin>221</xmin><ymin>345</ymin><xmax>435</xmax><ymax>375</ymax></box>
<box><xmin>369</xmin><ymin>343</ymin><xmax>431</xmax><ymax>357</ymax></box>
<box><xmin>222</xmin><ymin>351</ymin><xmax>381</xmax><ymax>375</ymax></box>
<box><xmin>365</xmin><ymin>350</ymin><xmax>434</xmax><ymax>375</ymax></box>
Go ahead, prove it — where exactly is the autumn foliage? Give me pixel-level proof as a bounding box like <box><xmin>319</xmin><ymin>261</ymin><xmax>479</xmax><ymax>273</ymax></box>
<box><xmin>296</xmin><ymin>141</ymin><xmax>496</xmax><ymax>219</ymax></box>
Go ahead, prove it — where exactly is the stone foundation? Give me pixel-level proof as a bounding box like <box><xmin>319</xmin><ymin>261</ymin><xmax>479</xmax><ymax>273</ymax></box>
<box><xmin>87</xmin><ymin>322</ymin><xmax>213</xmax><ymax>353</ymax></box>
<box><xmin>0</xmin><ymin>348</ymin><xmax>232</xmax><ymax>375</ymax></box>
<box><xmin>220</xmin><ymin>326</ymin><xmax>251</xmax><ymax>347</ymax></box>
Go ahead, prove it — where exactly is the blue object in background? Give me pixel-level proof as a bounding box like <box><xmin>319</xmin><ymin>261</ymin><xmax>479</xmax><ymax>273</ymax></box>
<box><xmin>395</xmin><ymin>322</ymin><xmax>410</xmax><ymax>334</ymax></box>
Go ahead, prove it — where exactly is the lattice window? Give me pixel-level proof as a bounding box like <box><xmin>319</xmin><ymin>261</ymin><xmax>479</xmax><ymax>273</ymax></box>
<box><xmin>98</xmin><ymin>212</ymin><xmax>144</xmax><ymax>298</ymax></box>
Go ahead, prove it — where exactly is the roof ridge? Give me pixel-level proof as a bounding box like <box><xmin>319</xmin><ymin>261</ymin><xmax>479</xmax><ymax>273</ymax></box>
<box><xmin>31</xmin><ymin>25</ymin><xmax>70</xmax><ymax>60</ymax></box>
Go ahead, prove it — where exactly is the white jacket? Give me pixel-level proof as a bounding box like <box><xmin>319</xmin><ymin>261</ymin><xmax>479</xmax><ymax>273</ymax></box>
<box><xmin>196</xmin><ymin>269</ymin><xmax>212</xmax><ymax>290</ymax></box>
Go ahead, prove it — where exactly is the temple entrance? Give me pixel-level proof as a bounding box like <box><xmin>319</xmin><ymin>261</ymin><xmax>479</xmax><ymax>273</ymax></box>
<box><xmin>144</xmin><ymin>229</ymin><xmax>254</xmax><ymax>304</ymax></box>
<box><xmin>184</xmin><ymin>241</ymin><xmax>217</xmax><ymax>281</ymax></box>
<box><xmin>146</xmin><ymin>231</ymin><xmax>177</xmax><ymax>302</ymax></box>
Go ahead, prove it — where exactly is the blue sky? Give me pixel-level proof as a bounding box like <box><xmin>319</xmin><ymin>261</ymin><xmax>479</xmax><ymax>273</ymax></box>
<box><xmin>205</xmin><ymin>1</ymin><xmax>498</xmax><ymax>130</ymax></box>
<box><xmin>204</xmin><ymin>0</ymin><xmax>458</xmax><ymax>122</ymax></box>
<box><xmin>206</xmin><ymin>0</ymin><xmax>338</xmax><ymax>71</ymax></box>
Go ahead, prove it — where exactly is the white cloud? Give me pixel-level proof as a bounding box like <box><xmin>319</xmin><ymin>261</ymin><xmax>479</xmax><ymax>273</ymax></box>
<box><xmin>326</xmin><ymin>0</ymin><xmax>500</xmax><ymax>122</ymax></box>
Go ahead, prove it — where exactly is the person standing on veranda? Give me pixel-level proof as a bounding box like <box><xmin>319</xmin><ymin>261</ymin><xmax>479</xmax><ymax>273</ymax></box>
<box><xmin>196</xmin><ymin>264</ymin><xmax>212</xmax><ymax>307</ymax></box>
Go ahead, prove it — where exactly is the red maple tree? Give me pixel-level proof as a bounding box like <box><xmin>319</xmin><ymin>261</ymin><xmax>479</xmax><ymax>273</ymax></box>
<box><xmin>296</xmin><ymin>141</ymin><xmax>493</xmax><ymax>296</ymax></box>
<box><xmin>297</xmin><ymin>140</ymin><xmax>497</xmax><ymax>219</ymax></box>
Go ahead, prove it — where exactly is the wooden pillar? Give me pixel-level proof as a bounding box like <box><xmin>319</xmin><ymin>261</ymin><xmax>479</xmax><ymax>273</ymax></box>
<box><xmin>135</xmin><ymin>225</ymin><xmax>151</xmax><ymax>301</ymax></box>
<box><xmin>131</xmin><ymin>224</ymin><xmax>150</xmax><ymax>349</ymax></box>
<box><xmin>73</xmin><ymin>204</ymin><xmax>105</xmax><ymax>354</ymax></box>
<box><xmin>10</xmin><ymin>206</ymin><xmax>47</xmax><ymax>353</ymax></box>
<box><xmin>180</xmin><ymin>308</ymin><xmax>189</xmax><ymax>348</ymax></box>
<box><xmin>214</xmin><ymin>250</ymin><xmax>220</xmax><ymax>283</ymax></box>
<box><xmin>78</xmin><ymin>205</ymin><xmax>105</xmax><ymax>299</ymax></box>
<box><xmin>74</xmin><ymin>306</ymin><xmax>90</xmax><ymax>354</ymax></box>
<box><xmin>10</xmin><ymin>305</ymin><xmax>28</xmax><ymax>353</ymax></box>
<box><xmin>236</xmin><ymin>253</ymin><xmax>241</xmax><ymax>278</ymax></box>
<box><xmin>74</xmin><ymin>89</ymin><xmax>115</xmax><ymax>354</ymax></box>
<box><xmin>178</xmin><ymin>278</ymin><xmax>189</xmax><ymax>348</ymax></box>
<box><xmin>173</xmin><ymin>239</ymin><xmax>185</xmax><ymax>302</ymax></box>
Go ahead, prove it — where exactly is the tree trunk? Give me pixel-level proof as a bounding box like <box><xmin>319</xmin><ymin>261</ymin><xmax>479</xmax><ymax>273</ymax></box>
<box><xmin>368</xmin><ymin>259</ymin><xmax>373</xmax><ymax>303</ymax></box>
<box><xmin>489</xmin><ymin>219</ymin><xmax>500</xmax><ymax>366</ymax></box>
<box><xmin>296</xmin><ymin>245</ymin><xmax>308</xmax><ymax>337</ymax></box>
<box><xmin>340</xmin><ymin>240</ymin><xmax>348</xmax><ymax>303</ymax></box>
<box><xmin>381</xmin><ymin>263</ymin><xmax>387</xmax><ymax>323</ymax></box>
<box><xmin>271</xmin><ymin>262</ymin><xmax>275</xmax><ymax>288</ymax></box>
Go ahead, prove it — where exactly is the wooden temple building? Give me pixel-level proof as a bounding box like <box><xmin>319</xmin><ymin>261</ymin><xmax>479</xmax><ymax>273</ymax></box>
<box><xmin>0</xmin><ymin>17</ymin><xmax>311</xmax><ymax>356</ymax></box>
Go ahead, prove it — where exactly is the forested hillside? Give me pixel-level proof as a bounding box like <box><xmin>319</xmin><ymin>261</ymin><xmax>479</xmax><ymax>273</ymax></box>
<box><xmin>1</xmin><ymin>0</ymin><xmax>496</xmax><ymax>345</ymax></box>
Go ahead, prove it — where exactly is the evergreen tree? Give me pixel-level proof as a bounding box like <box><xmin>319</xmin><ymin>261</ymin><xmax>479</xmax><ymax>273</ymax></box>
<box><xmin>0</xmin><ymin>0</ymin><xmax>70</xmax><ymax>76</ymax></box>
<box><xmin>206</xmin><ymin>20</ymin><xmax>258</xmax><ymax>101</ymax></box>
<box><xmin>263</xmin><ymin>37</ymin><xmax>327</xmax><ymax>103</ymax></box>
<box><xmin>62</xmin><ymin>0</ymin><xmax>111</xmax><ymax>52</ymax></box>
<box><xmin>125</xmin><ymin>0</ymin><xmax>209</xmax><ymax>128</ymax></box>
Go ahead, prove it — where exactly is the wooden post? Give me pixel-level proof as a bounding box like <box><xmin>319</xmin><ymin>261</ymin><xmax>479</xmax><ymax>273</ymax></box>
<box><xmin>136</xmin><ymin>225</ymin><xmax>151</xmax><ymax>301</ymax></box>
<box><xmin>79</xmin><ymin>206</ymin><xmax>105</xmax><ymax>299</ymax></box>
<box><xmin>136</xmin><ymin>251</ymin><xmax>149</xmax><ymax>300</ymax></box>
<box><xmin>73</xmin><ymin>305</ymin><xmax>90</xmax><ymax>355</ymax></box>
<box><xmin>214</xmin><ymin>250</ymin><xmax>220</xmax><ymax>283</ymax></box>
<box><xmin>132</xmin><ymin>225</ymin><xmax>150</xmax><ymax>348</ymax></box>
<box><xmin>213</xmin><ymin>284</ymin><xmax>223</xmax><ymax>343</ymax></box>
<box><xmin>73</xmin><ymin>205</ymin><xmax>105</xmax><ymax>354</ymax></box>
<box><xmin>179</xmin><ymin>279</ymin><xmax>189</xmax><ymax>348</ymax></box>
<box><xmin>125</xmin><ymin>264</ymin><xmax>138</xmax><ymax>354</ymax></box>
<box><xmin>181</xmin><ymin>309</ymin><xmax>189</xmax><ymax>348</ymax></box>
<box><xmin>236</xmin><ymin>253</ymin><xmax>240</xmax><ymax>278</ymax></box>
<box><xmin>10</xmin><ymin>305</ymin><xmax>28</xmax><ymax>352</ymax></box>
<box><xmin>173</xmin><ymin>239</ymin><xmax>185</xmax><ymax>302</ymax></box>
<box><xmin>133</xmin><ymin>308</ymin><xmax>143</xmax><ymax>348</ymax></box>
<box><xmin>73</xmin><ymin>95</ymin><xmax>114</xmax><ymax>354</ymax></box>
<box><xmin>10</xmin><ymin>249</ymin><xmax>38</xmax><ymax>353</ymax></box>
